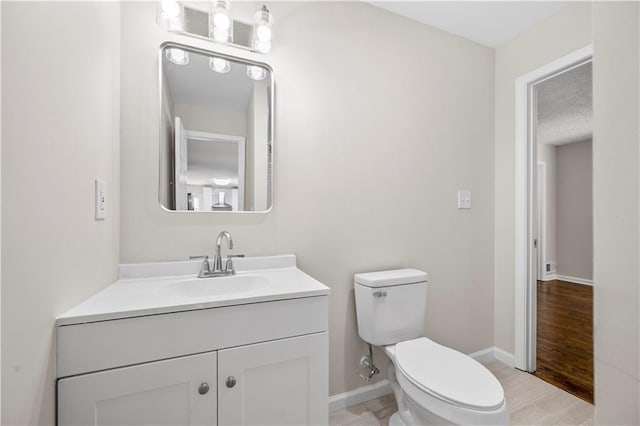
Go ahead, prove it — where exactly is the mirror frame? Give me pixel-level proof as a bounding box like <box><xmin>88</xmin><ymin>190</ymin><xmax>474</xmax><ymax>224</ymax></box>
<box><xmin>158</xmin><ymin>41</ymin><xmax>275</xmax><ymax>214</ymax></box>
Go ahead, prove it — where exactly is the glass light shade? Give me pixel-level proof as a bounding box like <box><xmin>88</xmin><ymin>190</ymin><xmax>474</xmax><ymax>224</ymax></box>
<box><xmin>212</xmin><ymin>28</ymin><xmax>230</xmax><ymax>43</ymax></box>
<box><xmin>255</xmin><ymin>40</ymin><xmax>271</xmax><ymax>54</ymax></box>
<box><xmin>247</xmin><ymin>65</ymin><xmax>267</xmax><ymax>81</ymax></box>
<box><xmin>252</xmin><ymin>5</ymin><xmax>273</xmax><ymax>53</ymax></box>
<box><xmin>209</xmin><ymin>57</ymin><xmax>230</xmax><ymax>73</ymax></box>
<box><xmin>161</xmin><ymin>0</ymin><xmax>180</xmax><ymax>17</ymax></box>
<box><xmin>209</xmin><ymin>0</ymin><xmax>233</xmax><ymax>43</ymax></box>
<box><xmin>166</xmin><ymin>48</ymin><xmax>190</xmax><ymax>65</ymax></box>
<box><xmin>158</xmin><ymin>0</ymin><xmax>184</xmax><ymax>31</ymax></box>
<box><xmin>256</xmin><ymin>25</ymin><xmax>272</xmax><ymax>42</ymax></box>
<box><xmin>213</xmin><ymin>11</ymin><xmax>231</xmax><ymax>30</ymax></box>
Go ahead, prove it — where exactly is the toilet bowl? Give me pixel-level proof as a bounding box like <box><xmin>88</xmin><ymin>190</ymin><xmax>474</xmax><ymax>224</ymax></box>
<box><xmin>384</xmin><ymin>339</ymin><xmax>508</xmax><ymax>425</ymax></box>
<box><xmin>353</xmin><ymin>269</ymin><xmax>509</xmax><ymax>425</ymax></box>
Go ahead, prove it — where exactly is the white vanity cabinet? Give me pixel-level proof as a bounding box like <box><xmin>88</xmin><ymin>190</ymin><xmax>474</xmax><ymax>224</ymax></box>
<box><xmin>58</xmin><ymin>352</ymin><xmax>218</xmax><ymax>426</ymax></box>
<box><xmin>56</xmin><ymin>255</ymin><xmax>330</xmax><ymax>426</ymax></box>
<box><xmin>218</xmin><ymin>333</ymin><xmax>328</xmax><ymax>425</ymax></box>
<box><xmin>58</xmin><ymin>332</ymin><xmax>328</xmax><ymax>426</ymax></box>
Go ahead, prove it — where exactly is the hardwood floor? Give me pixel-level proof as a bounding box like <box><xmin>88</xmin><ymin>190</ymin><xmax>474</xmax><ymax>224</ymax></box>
<box><xmin>330</xmin><ymin>360</ymin><xmax>594</xmax><ymax>425</ymax></box>
<box><xmin>534</xmin><ymin>280</ymin><xmax>593</xmax><ymax>403</ymax></box>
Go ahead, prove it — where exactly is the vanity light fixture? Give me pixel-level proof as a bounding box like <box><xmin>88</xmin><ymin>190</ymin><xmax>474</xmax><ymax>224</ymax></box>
<box><xmin>209</xmin><ymin>0</ymin><xmax>233</xmax><ymax>43</ymax></box>
<box><xmin>166</xmin><ymin>48</ymin><xmax>190</xmax><ymax>65</ymax></box>
<box><xmin>158</xmin><ymin>0</ymin><xmax>184</xmax><ymax>31</ymax></box>
<box><xmin>252</xmin><ymin>5</ymin><xmax>273</xmax><ymax>54</ymax></box>
<box><xmin>209</xmin><ymin>57</ymin><xmax>231</xmax><ymax>73</ymax></box>
<box><xmin>246</xmin><ymin>65</ymin><xmax>267</xmax><ymax>81</ymax></box>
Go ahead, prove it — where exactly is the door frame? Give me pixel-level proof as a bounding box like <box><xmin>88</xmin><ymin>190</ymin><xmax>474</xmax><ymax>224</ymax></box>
<box><xmin>185</xmin><ymin>129</ymin><xmax>246</xmax><ymax>211</ymax></box>
<box><xmin>537</xmin><ymin>161</ymin><xmax>547</xmax><ymax>281</ymax></box>
<box><xmin>513</xmin><ymin>44</ymin><xmax>593</xmax><ymax>372</ymax></box>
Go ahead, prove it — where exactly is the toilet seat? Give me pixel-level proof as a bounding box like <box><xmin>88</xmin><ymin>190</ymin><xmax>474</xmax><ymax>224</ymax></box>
<box><xmin>394</xmin><ymin>338</ymin><xmax>504</xmax><ymax>411</ymax></box>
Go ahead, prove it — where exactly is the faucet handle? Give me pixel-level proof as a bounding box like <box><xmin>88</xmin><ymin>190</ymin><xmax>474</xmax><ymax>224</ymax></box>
<box><xmin>225</xmin><ymin>254</ymin><xmax>245</xmax><ymax>274</ymax></box>
<box><xmin>190</xmin><ymin>256</ymin><xmax>211</xmax><ymax>276</ymax></box>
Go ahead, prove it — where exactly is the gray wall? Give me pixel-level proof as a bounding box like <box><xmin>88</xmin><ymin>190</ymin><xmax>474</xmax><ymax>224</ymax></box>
<box><xmin>556</xmin><ymin>140</ymin><xmax>592</xmax><ymax>280</ymax></box>
<box><xmin>1</xmin><ymin>2</ymin><xmax>121</xmax><ymax>424</ymax></box>
<box><xmin>592</xmin><ymin>2</ymin><xmax>640</xmax><ymax>423</ymax></box>
<box><xmin>120</xmin><ymin>1</ymin><xmax>495</xmax><ymax>397</ymax></box>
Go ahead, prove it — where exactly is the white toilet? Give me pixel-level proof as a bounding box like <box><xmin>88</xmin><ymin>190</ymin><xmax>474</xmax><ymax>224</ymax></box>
<box><xmin>354</xmin><ymin>269</ymin><xmax>509</xmax><ymax>426</ymax></box>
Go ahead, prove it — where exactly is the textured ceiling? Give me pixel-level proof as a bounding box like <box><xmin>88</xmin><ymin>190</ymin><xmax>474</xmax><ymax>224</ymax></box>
<box><xmin>536</xmin><ymin>62</ymin><xmax>592</xmax><ymax>146</ymax></box>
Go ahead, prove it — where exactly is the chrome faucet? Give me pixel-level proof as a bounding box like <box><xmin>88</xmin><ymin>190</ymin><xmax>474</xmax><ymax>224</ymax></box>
<box><xmin>192</xmin><ymin>231</ymin><xmax>244</xmax><ymax>278</ymax></box>
<box><xmin>213</xmin><ymin>231</ymin><xmax>233</xmax><ymax>272</ymax></box>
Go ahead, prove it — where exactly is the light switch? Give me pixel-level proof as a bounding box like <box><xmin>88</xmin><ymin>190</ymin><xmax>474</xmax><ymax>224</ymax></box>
<box><xmin>457</xmin><ymin>190</ymin><xmax>472</xmax><ymax>209</ymax></box>
<box><xmin>95</xmin><ymin>179</ymin><xmax>107</xmax><ymax>220</ymax></box>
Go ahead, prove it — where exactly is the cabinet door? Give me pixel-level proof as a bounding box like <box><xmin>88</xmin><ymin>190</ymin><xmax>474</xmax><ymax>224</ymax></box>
<box><xmin>58</xmin><ymin>351</ymin><xmax>217</xmax><ymax>426</ymax></box>
<box><xmin>218</xmin><ymin>332</ymin><xmax>328</xmax><ymax>426</ymax></box>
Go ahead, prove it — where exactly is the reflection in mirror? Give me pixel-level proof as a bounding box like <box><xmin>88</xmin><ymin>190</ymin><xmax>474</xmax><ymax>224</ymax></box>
<box><xmin>160</xmin><ymin>45</ymin><xmax>272</xmax><ymax>212</ymax></box>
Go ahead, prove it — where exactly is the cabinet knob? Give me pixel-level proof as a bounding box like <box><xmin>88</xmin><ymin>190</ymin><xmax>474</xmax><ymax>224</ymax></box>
<box><xmin>198</xmin><ymin>382</ymin><xmax>210</xmax><ymax>395</ymax></box>
<box><xmin>226</xmin><ymin>376</ymin><xmax>236</xmax><ymax>388</ymax></box>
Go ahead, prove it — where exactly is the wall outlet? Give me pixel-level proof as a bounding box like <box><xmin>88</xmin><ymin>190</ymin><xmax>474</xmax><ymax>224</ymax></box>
<box><xmin>457</xmin><ymin>190</ymin><xmax>472</xmax><ymax>209</ymax></box>
<box><xmin>95</xmin><ymin>179</ymin><xmax>107</xmax><ymax>220</ymax></box>
<box><xmin>545</xmin><ymin>262</ymin><xmax>556</xmax><ymax>273</ymax></box>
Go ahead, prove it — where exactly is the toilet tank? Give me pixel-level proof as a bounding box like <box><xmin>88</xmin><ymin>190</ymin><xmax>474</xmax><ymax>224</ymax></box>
<box><xmin>354</xmin><ymin>269</ymin><xmax>428</xmax><ymax>346</ymax></box>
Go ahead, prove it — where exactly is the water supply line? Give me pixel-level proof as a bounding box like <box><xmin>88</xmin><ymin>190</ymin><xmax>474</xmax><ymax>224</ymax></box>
<box><xmin>359</xmin><ymin>344</ymin><xmax>380</xmax><ymax>382</ymax></box>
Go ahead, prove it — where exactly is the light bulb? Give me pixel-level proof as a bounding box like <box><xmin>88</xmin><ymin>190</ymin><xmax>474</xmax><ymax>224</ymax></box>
<box><xmin>247</xmin><ymin>65</ymin><xmax>266</xmax><ymax>81</ymax></box>
<box><xmin>158</xmin><ymin>0</ymin><xmax>183</xmax><ymax>31</ymax></box>
<box><xmin>166</xmin><ymin>48</ymin><xmax>189</xmax><ymax>65</ymax></box>
<box><xmin>213</xmin><ymin>12</ymin><xmax>230</xmax><ymax>30</ymax></box>
<box><xmin>161</xmin><ymin>0</ymin><xmax>180</xmax><ymax>17</ymax></box>
<box><xmin>255</xmin><ymin>40</ymin><xmax>271</xmax><ymax>54</ymax></box>
<box><xmin>256</xmin><ymin>25</ymin><xmax>272</xmax><ymax>42</ymax></box>
<box><xmin>213</xmin><ymin>28</ymin><xmax>230</xmax><ymax>43</ymax></box>
<box><xmin>209</xmin><ymin>57</ymin><xmax>230</xmax><ymax>73</ymax></box>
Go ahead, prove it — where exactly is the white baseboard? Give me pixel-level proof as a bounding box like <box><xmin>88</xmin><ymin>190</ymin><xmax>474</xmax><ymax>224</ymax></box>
<box><xmin>468</xmin><ymin>347</ymin><xmax>496</xmax><ymax>363</ymax></box>
<box><xmin>555</xmin><ymin>274</ymin><xmax>593</xmax><ymax>286</ymax></box>
<box><xmin>329</xmin><ymin>379</ymin><xmax>392</xmax><ymax>412</ymax></box>
<box><xmin>329</xmin><ymin>346</ymin><xmax>516</xmax><ymax>412</ymax></box>
<box><xmin>470</xmin><ymin>346</ymin><xmax>515</xmax><ymax>367</ymax></box>
<box><xmin>493</xmin><ymin>347</ymin><xmax>516</xmax><ymax>367</ymax></box>
<box><xmin>540</xmin><ymin>273</ymin><xmax>593</xmax><ymax>286</ymax></box>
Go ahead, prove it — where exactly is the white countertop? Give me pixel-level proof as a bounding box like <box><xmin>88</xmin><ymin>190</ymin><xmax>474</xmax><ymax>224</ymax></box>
<box><xmin>57</xmin><ymin>255</ymin><xmax>330</xmax><ymax>326</ymax></box>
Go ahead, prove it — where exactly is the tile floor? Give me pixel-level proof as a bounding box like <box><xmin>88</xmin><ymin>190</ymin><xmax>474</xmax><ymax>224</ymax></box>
<box><xmin>329</xmin><ymin>359</ymin><xmax>594</xmax><ymax>425</ymax></box>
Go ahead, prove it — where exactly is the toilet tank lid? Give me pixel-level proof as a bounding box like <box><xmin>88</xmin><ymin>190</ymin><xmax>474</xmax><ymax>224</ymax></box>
<box><xmin>354</xmin><ymin>269</ymin><xmax>428</xmax><ymax>287</ymax></box>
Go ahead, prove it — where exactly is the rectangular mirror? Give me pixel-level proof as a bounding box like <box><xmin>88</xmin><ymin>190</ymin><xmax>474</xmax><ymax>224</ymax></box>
<box><xmin>159</xmin><ymin>44</ymin><xmax>273</xmax><ymax>212</ymax></box>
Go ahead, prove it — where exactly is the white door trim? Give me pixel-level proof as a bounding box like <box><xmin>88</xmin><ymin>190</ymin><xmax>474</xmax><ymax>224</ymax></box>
<box><xmin>514</xmin><ymin>44</ymin><xmax>593</xmax><ymax>372</ymax></box>
<box><xmin>537</xmin><ymin>161</ymin><xmax>547</xmax><ymax>280</ymax></box>
<box><xmin>185</xmin><ymin>130</ymin><xmax>246</xmax><ymax>211</ymax></box>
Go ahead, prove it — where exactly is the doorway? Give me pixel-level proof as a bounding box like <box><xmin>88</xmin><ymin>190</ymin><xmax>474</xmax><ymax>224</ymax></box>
<box><xmin>533</xmin><ymin>61</ymin><xmax>593</xmax><ymax>403</ymax></box>
<box><xmin>513</xmin><ymin>45</ymin><xmax>594</xmax><ymax>403</ymax></box>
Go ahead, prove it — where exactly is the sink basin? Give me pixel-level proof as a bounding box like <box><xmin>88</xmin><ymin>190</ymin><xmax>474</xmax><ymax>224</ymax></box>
<box><xmin>169</xmin><ymin>274</ymin><xmax>269</xmax><ymax>298</ymax></box>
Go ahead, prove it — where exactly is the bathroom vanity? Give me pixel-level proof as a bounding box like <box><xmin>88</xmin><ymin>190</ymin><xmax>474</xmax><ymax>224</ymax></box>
<box><xmin>56</xmin><ymin>255</ymin><xmax>329</xmax><ymax>425</ymax></box>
